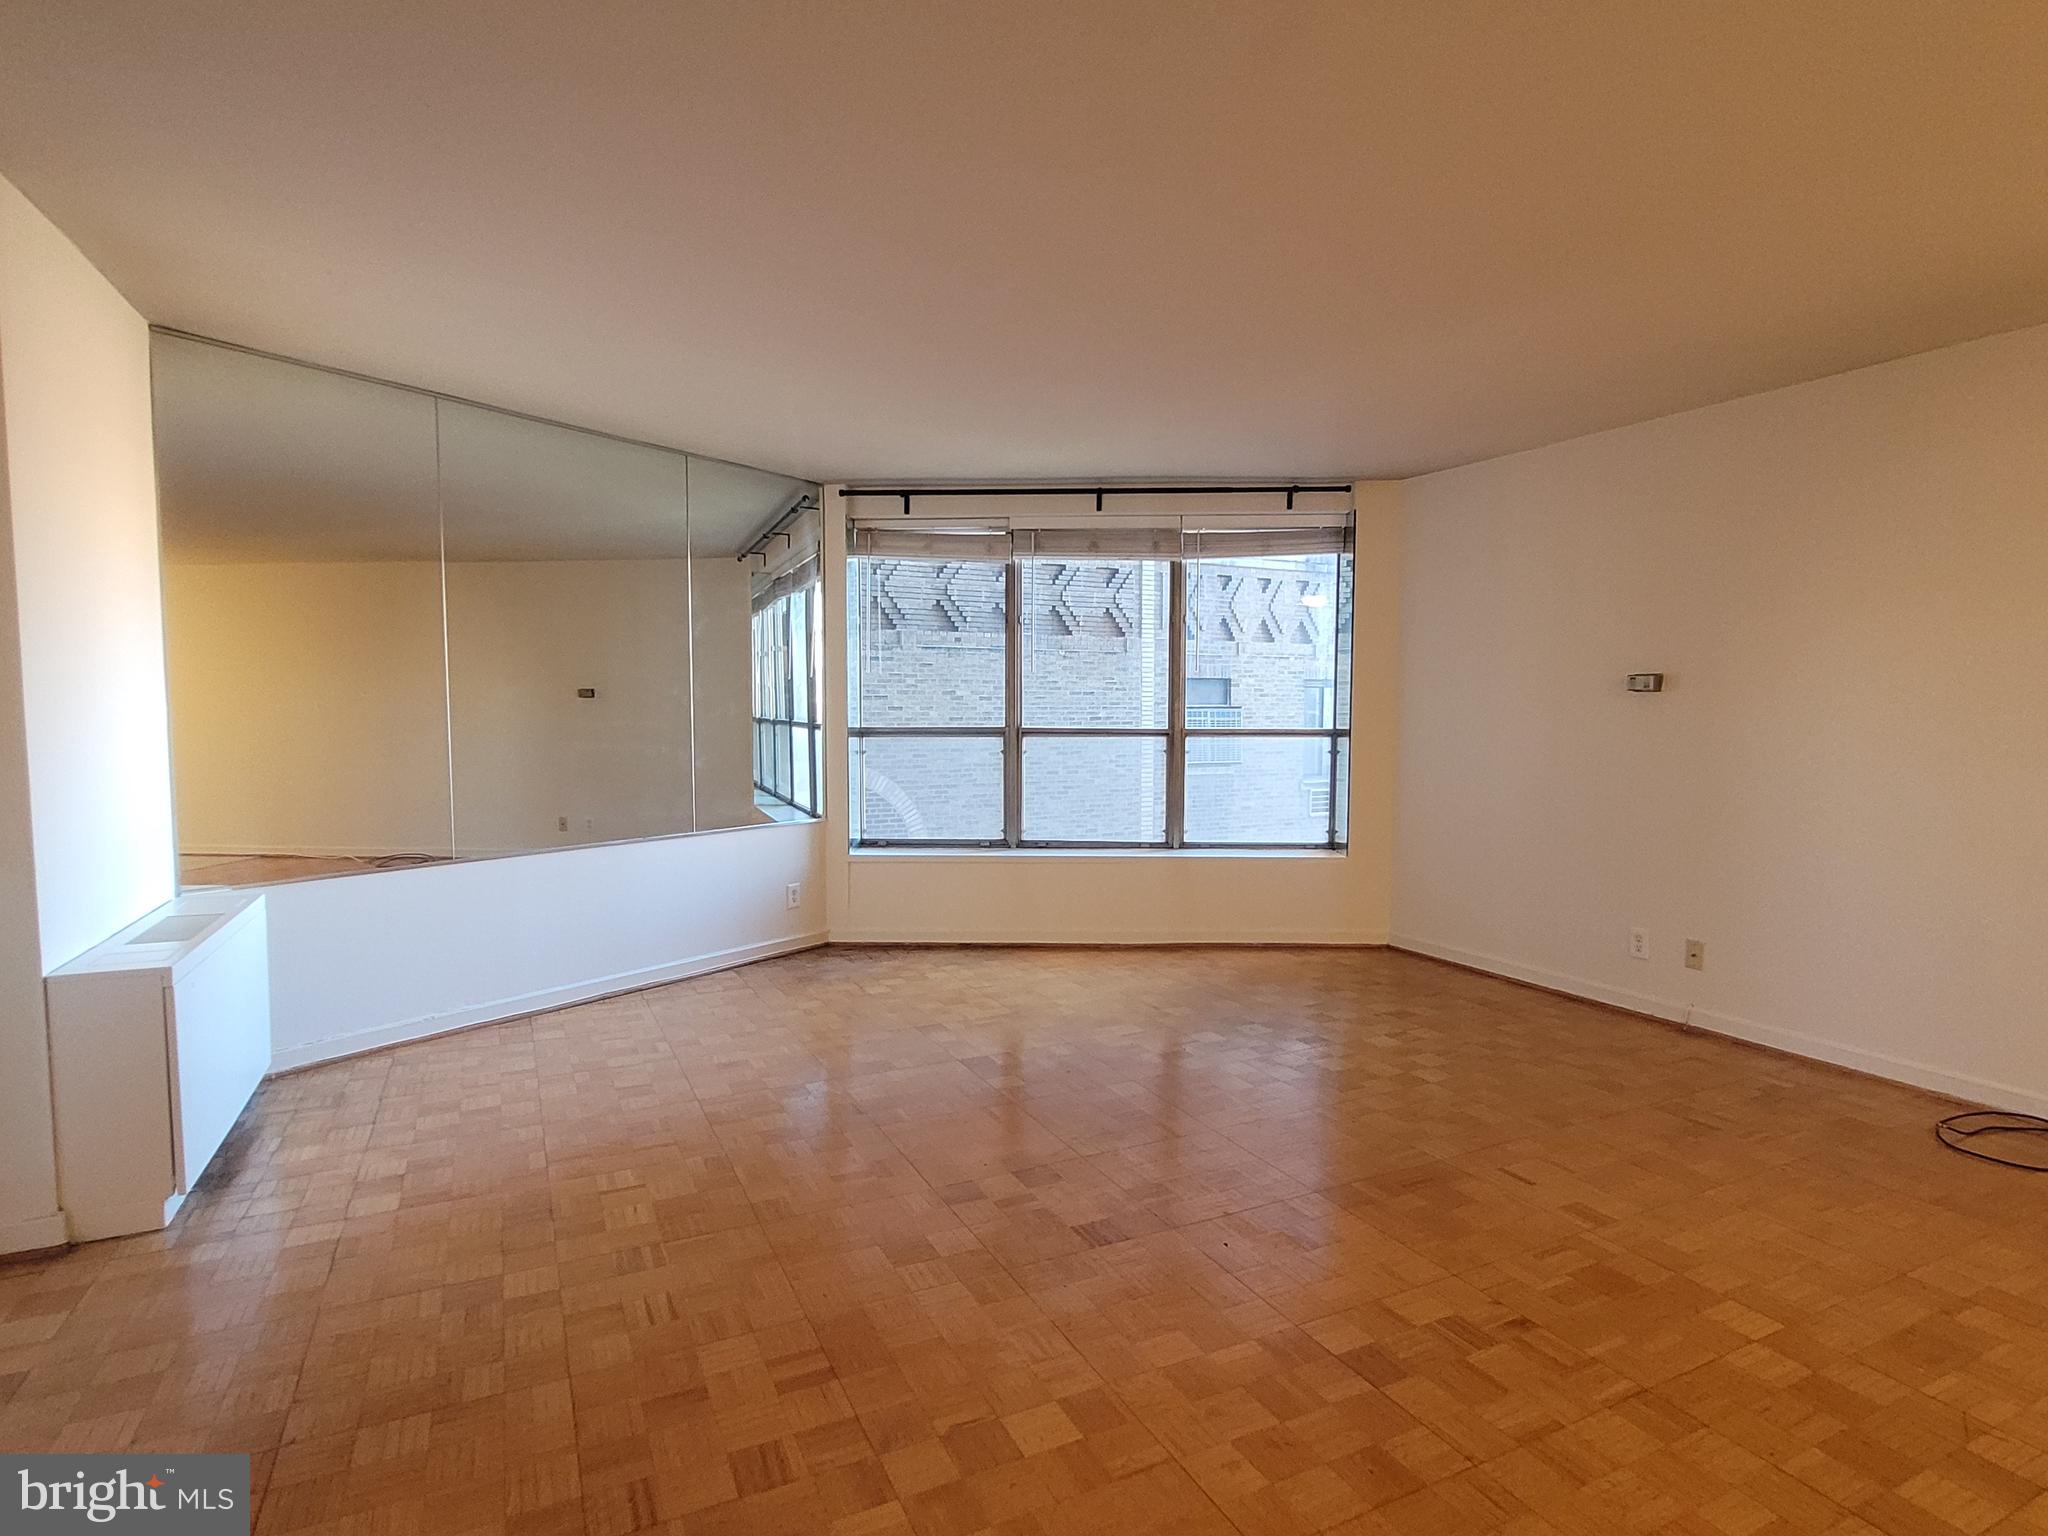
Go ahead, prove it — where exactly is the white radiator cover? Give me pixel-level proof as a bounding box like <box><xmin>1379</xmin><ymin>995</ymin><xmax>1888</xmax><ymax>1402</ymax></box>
<box><xmin>45</xmin><ymin>890</ymin><xmax>271</xmax><ymax>1240</ymax></box>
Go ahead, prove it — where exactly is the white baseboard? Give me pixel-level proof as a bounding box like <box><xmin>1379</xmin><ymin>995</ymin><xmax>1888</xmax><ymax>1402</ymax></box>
<box><xmin>833</xmin><ymin>930</ymin><xmax>1387</xmax><ymax>946</ymax></box>
<box><xmin>0</xmin><ymin>1209</ymin><xmax>70</xmax><ymax>1256</ymax></box>
<box><xmin>1389</xmin><ymin>936</ymin><xmax>1690</xmax><ymax>1022</ymax></box>
<box><xmin>1683</xmin><ymin>1004</ymin><xmax>2048</xmax><ymax>1117</ymax></box>
<box><xmin>1391</xmin><ymin>933</ymin><xmax>2048</xmax><ymax>1116</ymax></box>
<box><xmin>61</xmin><ymin>1193</ymin><xmax>185</xmax><ymax>1245</ymax></box>
<box><xmin>269</xmin><ymin>932</ymin><xmax>828</xmax><ymax>1073</ymax></box>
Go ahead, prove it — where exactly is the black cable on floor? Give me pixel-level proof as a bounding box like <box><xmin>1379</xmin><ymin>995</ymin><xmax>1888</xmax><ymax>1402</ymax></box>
<box><xmin>1935</xmin><ymin>1111</ymin><xmax>2048</xmax><ymax>1171</ymax></box>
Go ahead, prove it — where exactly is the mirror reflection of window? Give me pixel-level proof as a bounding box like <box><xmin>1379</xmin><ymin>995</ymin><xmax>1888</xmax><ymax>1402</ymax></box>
<box><xmin>743</xmin><ymin>501</ymin><xmax>823</xmax><ymax>821</ymax></box>
<box><xmin>690</xmin><ymin>467</ymin><xmax>816</xmax><ymax>831</ymax></box>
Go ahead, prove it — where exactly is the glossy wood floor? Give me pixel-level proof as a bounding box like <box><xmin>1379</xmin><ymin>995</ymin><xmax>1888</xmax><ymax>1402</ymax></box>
<box><xmin>5</xmin><ymin>947</ymin><xmax>2047</xmax><ymax>1536</ymax></box>
<box><xmin>180</xmin><ymin>852</ymin><xmax>453</xmax><ymax>888</ymax></box>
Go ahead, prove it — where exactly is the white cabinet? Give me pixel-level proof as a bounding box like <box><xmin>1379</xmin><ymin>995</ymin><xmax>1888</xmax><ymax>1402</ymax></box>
<box><xmin>46</xmin><ymin>890</ymin><xmax>271</xmax><ymax>1241</ymax></box>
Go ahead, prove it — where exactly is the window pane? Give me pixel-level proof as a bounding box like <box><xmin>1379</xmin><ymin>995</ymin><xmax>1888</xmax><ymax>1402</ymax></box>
<box><xmin>852</xmin><ymin>556</ymin><xmax>1006</xmax><ymax>726</ymax></box>
<box><xmin>790</xmin><ymin>587</ymin><xmax>813</xmax><ymax>724</ymax></box>
<box><xmin>1334</xmin><ymin>551</ymin><xmax>1353</xmax><ymax>730</ymax></box>
<box><xmin>844</xmin><ymin>557</ymin><xmax>860</xmax><ymax>727</ymax></box>
<box><xmin>1185</xmin><ymin>550</ymin><xmax>1339</xmax><ymax>729</ymax></box>
<box><xmin>751</xmin><ymin>610</ymin><xmax>766</xmax><ymax>717</ymax></box>
<box><xmin>792</xmin><ymin>723</ymin><xmax>814</xmax><ymax>812</ymax></box>
<box><xmin>1184</xmin><ymin>734</ymin><xmax>1336</xmax><ymax>845</ymax></box>
<box><xmin>1022</xmin><ymin>735</ymin><xmax>1166</xmax><ymax>843</ymax></box>
<box><xmin>1333</xmin><ymin>736</ymin><xmax>1349</xmax><ymax>845</ymax></box>
<box><xmin>855</xmin><ymin>735</ymin><xmax>1002</xmax><ymax>841</ymax></box>
<box><xmin>771</xmin><ymin>722</ymin><xmax>793</xmax><ymax>800</ymax></box>
<box><xmin>1020</xmin><ymin>559</ymin><xmax>1168</xmax><ymax>726</ymax></box>
<box><xmin>774</xmin><ymin>597</ymin><xmax>792</xmax><ymax>718</ymax></box>
<box><xmin>806</xmin><ymin>725</ymin><xmax>823</xmax><ymax>816</ymax></box>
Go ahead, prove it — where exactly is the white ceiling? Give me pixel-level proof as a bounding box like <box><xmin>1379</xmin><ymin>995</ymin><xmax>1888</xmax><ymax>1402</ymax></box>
<box><xmin>155</xmin><ymin>335</ymin><xmax>807</xmax><ymax>561</ymax></box>
<box><xmin>5</xmin><ymin>1</ymin><xmax>2048</xmax><ymax>482</ymax></box>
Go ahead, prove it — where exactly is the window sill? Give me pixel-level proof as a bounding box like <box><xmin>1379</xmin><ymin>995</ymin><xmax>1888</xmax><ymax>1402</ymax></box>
<box><xmin>848</xmin><ymin>846</ymin><xmax>1347</xmax><ymax>861</ymax></box>
<box><xmin>752</xmin><ymin>796</ymin><xmax>820</xmax><ymax>825</ymax></box>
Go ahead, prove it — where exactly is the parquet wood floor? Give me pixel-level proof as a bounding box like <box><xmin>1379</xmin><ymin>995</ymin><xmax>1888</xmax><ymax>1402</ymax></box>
<box><xmin>5</xmin><ymin>946</ymin><xmax>2047</xmax><ymax>1535</ymax></box>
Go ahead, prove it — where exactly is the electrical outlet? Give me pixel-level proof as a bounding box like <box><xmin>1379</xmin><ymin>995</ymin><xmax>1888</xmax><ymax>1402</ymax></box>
<box><xmin>785</xmin><ymin>882</ymin><xmax>802</xmax><ymax>910</ymax></box>
<box><xmin>1685</xmin><ymin>938</ymin><xmax>1705</xmax><ymax>971</ymax></box>
<box><xmin>557</xmin><ymin>815</ymin><xmax>569</xmax><ymax>833</ymax></box>
<box><xmin>1628</xmin><ymin>927</ymin><xmax>1650</xmax><ymax>961</ymax></box>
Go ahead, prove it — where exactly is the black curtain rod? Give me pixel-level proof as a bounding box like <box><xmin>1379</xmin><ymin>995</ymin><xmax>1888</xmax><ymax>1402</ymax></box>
<box><xmin>737</xmin><ymin>494</ymin><xmax>820</xmax><ymax>563</ymax></box>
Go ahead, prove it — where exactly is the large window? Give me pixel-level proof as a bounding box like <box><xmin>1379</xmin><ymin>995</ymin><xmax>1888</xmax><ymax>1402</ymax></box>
<box><xmin>753</xmin><ymin>564</ymin><xmax>822</xmax><ymax>817</ymax></box>
<box><xmin>849</xmin><ymin>518</ymin><xmax>1350</xmax><ymax>848</ymax></box>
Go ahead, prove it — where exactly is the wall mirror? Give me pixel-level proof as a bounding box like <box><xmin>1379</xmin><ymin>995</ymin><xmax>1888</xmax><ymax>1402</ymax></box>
<box><xmin>152</xmin><ymin>332</ymin><xmax>820</xmax><ymax>888</ymax></box>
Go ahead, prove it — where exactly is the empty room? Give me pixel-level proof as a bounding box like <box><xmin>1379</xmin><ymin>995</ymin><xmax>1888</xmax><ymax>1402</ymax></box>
<box><xmin>2</xmin><ymin>4</ymin><xmax>2047</xmax><ymax>1534</ymax></box>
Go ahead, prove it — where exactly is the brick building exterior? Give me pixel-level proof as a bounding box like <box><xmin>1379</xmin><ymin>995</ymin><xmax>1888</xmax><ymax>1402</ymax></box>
<box><xmin>850</xmin><ymin>553</ymin><xmax>1349</xmax><ymax>843</ymax></box>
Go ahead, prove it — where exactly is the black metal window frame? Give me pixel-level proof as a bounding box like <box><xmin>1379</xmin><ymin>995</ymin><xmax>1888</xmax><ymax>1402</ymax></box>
<box><xmin>850</xmin><ymin>552</ymin><xmax>1350</xmax><ymax>851</ymax></box>
<box><xmin>753</xmin><ymin>579</ymin><xmax>822</xmax><ymax>818</ymax></box>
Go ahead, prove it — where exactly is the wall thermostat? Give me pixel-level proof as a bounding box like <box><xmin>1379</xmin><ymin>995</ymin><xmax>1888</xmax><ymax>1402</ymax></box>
<box><xmin>1626</xmin><ymin>673</ymin><xmax>1664</xmax><ymax>693</ymax></box>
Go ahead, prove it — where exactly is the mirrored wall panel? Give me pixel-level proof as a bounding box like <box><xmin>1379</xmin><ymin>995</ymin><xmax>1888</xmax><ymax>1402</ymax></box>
<box><xmin>694</xmin><ymin>458</ymin><xmax>824</xmax><ymax>825</ymax></box>
<box><xmin>152</xmin><ymin>332</ymin><xmax>821</xmax><ymax>888</ymax></box>
<box><xmin>439</xmin><ymin>402</ymin><xmax>696</xmax><ymax>858</ymax></box>
<box><xmin>155</xmin><ymin>335</ymin><xmax>452</xmax><ymax>888</ymax></box>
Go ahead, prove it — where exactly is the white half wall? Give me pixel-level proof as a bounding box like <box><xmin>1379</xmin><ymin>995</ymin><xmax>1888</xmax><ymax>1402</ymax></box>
<box><xmin>0</xmin><ymin>174</ymin><xmax>175</xmax><ymax>1253</ymax></box>
<box><xmin>266</xmin><ymin>818</ymin><xmax>827</xmax><ymax>1069</ymax></box>
<box><xmin>1394</xmin><ymin>323</ymin><xmax>2048</xmax><ymax>1113</ymax></box>
<box><xmin>836</xmin><ymin>851</ymin><xmax>1380</xmax><ymax>944</ymax></box>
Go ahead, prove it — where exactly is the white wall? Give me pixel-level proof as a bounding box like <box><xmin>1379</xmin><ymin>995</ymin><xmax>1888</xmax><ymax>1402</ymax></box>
<box><xmin>266</xmin><ymin>818</ymin><xmax>825</xmax><ymax>1067</ymax></box>
<box><xmin>1394</xmin><ymin>324</ymin><xmax>2048</xmax><ymax>1112</ymax></box>
<box><xmin>0</xmin><ymin>174</ymin><xmax>176</xmax><ymax>1252</ymax></box>
<box><xmin>0</xmin><ymin>178</ymin><xmax>175</xmax><ymax>967</ymax></box>
<box><xmin>822</xmin><ymin>483</ymin><xmax>1400</xmax><ymax>945</ymax></box>
<box><xmin>0</xmin><ymin>385</ymin><xmax>60</xmax><ymax>1253</ymax></box>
